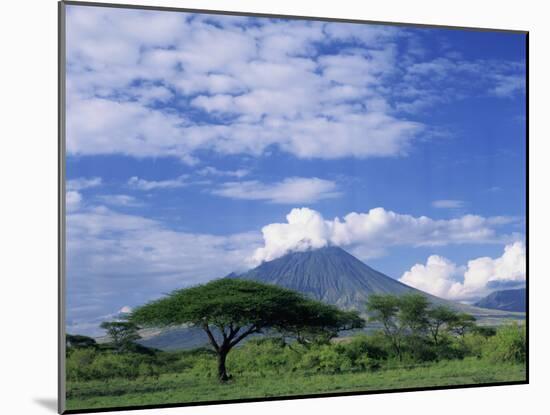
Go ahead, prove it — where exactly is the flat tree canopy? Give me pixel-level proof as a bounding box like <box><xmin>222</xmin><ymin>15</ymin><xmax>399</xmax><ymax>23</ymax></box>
<box><xmin>130</xmin><ymin>278</ymin><xmax>363</xmax><ymax>381</ymax></box>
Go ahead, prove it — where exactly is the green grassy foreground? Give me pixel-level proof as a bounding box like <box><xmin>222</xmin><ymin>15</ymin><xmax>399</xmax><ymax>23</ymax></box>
<box><xmin>66</xmin><ymin>358</ymin><xmax>525</xmax><ymax>411</ymax></box>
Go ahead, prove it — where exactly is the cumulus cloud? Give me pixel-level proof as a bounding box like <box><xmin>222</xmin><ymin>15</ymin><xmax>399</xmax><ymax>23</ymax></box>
<box><xmin>399</xmin><ymin>255</ymin><xmax>462</xmax><ymax>299</ymax></box>
<box><xmin>211</xmin><ymin>177</ymin><xmax>341</xmax><ymax>204</ymax></box>
<box><xmin>432</xmin><ymin>199</ymin><xmax>465</xmax><ymax>209</ymax></box>
<box><xmin>252</xmin><ymin>207</ymin><xmax>517</xmax><ymax>264</ymax></box>
<box><xmin>399</xmin><ymin>241</ymin><xmax>526</xmax><ymax>301</ymax></box>
<box><xmin>65</xmin><ymin>7</ymin><xmax>520</xmax><ymax>164</ymax></box>
<box><xmin>67</xmin><ymin>177</ymin><xmax>102</xmax><ymax>191</ymax></box>
<box><xmin>128</xmin><ymin>175</ymin><xmax>189</xmax><ymax>190</ymax></box>
<box><xmin>65</xmin><ymin>7</ymin><xmax>524</xmax><ymax>164</ymax></box>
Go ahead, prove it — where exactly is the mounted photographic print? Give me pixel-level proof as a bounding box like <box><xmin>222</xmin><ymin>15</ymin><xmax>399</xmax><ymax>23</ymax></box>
<box><xmin>59</xmin><ymin>1</ymin><xmax>528</xmax><ymax>413</ymax></box>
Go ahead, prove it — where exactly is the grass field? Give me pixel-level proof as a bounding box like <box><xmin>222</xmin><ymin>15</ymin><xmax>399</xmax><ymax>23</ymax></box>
<box><xmin>66</xmin><ymin>358</ymin><xmax>526</xmax><ymax>411</ymax></box>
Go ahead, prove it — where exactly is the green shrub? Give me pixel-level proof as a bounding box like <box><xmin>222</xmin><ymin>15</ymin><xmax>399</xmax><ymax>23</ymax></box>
<box><xmin>88</xmin><ymin>353</ymin><xmax>141</xmax><ymax>380</ymax></box>
<box><xmin>483</xmin><ymin>323</ymin><xmax>526</xmax><ymax>363</ymax></box>
<box><xmin>298</xmin><ymin>345</ymin><xmax>352</xmax><ymax>374</ymax></box>
<box><xmin>66</xmin><ymin>348</ymin><xmax>98</xmax><ymax>381</ymax></box>
<box><xmin>342</xmin><ymin>334</ymin><xmax>388</xmax><ymax>361</ymax></box>
<box><xmin>462</xmin><ymin>333</ymin><xmax>490</xmax><ymax>359</ymax></box>
<box><xmin>402</xmin><ymin>335</ymin><xmax>438</xmax><ymax>362</ymax></box>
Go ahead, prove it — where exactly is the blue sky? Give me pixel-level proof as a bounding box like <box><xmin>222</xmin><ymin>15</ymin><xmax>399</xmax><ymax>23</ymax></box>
<box><xmin>65</xmin><ymin>5</ymin><xmax>526</xmax><ymax>335</ymax></box>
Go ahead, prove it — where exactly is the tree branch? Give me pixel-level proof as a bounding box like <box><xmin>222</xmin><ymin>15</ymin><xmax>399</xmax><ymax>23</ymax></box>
<box><xmin>203</xmin><ymin>324</ymin><xmax>220</xmax><ymax>353</ymax></box>
<box><xmin>229</xmin><ymin>324</ymin><xmax>259</xmax><ymax>348</ymax></box>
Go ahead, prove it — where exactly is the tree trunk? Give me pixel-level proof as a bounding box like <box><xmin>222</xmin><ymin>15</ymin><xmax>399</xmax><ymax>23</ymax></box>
<box><xmin>217</xmin><ymin>349</ymin><xmax>230</xmax><ymax>382</ymax></box>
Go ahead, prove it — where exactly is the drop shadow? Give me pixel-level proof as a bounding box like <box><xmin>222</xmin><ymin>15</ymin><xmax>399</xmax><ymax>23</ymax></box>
<box><xmin>34</xmin><ymin>398</ymin><xmax>57</xmax><ymax>412</ymax></box>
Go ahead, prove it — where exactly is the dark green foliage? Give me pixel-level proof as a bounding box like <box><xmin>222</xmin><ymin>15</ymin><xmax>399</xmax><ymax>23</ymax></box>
<box><xmin>472</xmin><ymin>325</ymin><xmax>497</xmax><ymax>338</ymax></box>
<box><xmin>130</xmin><ymin>278</ymin><xmax>364</xmax><ymax>382</ymax></box>
<box><xmin>67</xmin><ymin>334</ymin><xmax>97</xmax><ymax>350</ymax></box>
<box><xmin>342</xmin><ymin>334</ymin><xmax>388</xmax><ymax>362</ymax></box>
<box><xmin>100</xmin><ymin>321</ymin><xmax>141</xmax><ymax>353</ymax></box>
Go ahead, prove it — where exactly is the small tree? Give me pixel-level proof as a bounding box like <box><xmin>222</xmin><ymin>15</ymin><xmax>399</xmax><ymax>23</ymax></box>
<box><xmin>399</xmin><ymin>294</ymin><xmax>430</xmax><ymax>335</ymax></box>
<box><xmin>366</xmin><ymin>294</ymin><xmax>404</xmax><ymax>360</ymax></box>
<box><xmin>426</xmin><ymin>306</ymin><xmax>458</xmax><ymax>345</ymax></box>
<box><xmin>130</xmin><ymin>278</ymin><xmax>363</xmax><ymax>382</ymax></box>
<box><xmin>100</xmin><ymin>321</ymin><xmax>141</xmax><ymax>353</ymax></box>
<box><xmin>449</xmin><ymin>313</ymin><xmax>477</xmax><ymax>338</ymax></box>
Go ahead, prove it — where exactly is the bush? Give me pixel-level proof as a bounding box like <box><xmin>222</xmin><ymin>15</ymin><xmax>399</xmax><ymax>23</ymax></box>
<box><xmin>66</xmin><ymin>348</ymin><xmax>162</xmax><ymax>381</ymax></box>
<box><xmin>483</xmin><ymin>323</ymin><xmax>526</xmax><ymax>363</ymax></box>
<box><xmin>66</xmin><ymin>348</ymin><xmax>98</xmax><ymax>381</ymax></box>
<box><xmin>88</xmin><ymin>353</ymin><xmax>141</xmax><ymax>380</ymax></box>
<box><xmin>298</xmin><ymin>345</ymin><xmax>352</xmax><ymax>374</ymax></box>
<box><xmin>402</xmin><ymin>335</ymin><xmax>438</xmax><ymax>362</ymax></box>
<box><xmin>344</xmin><ymin>334</ymin><xmax>388</xmax><ymax>361</ymax></box>
<box><xmin>461</xmin><ymin>333</ymin><xmax>490</xmax><ymax>359</ymax></box>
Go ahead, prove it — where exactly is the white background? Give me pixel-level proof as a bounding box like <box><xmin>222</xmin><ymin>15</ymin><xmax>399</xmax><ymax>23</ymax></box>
<box><xmin>0</xmin><ymin>0</ymin><xmax>546</xmax><ymax>414</ymax></box>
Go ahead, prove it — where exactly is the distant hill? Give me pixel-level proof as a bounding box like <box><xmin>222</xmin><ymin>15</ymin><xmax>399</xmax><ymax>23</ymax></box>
<box><xmin>474</xmin><ymin>288</ymin><xmax>526</xmax><ymax>312</ymax></box>
<box><xmin>136</xmin><ymin>246</ymin><xmax>524</xmax><ymax>350</ymax></box>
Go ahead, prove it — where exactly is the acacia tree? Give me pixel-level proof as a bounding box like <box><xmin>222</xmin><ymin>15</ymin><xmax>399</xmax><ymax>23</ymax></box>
<box><xmin>366</xmin><ymin>294</ymin><xmax>404</xmax><ymax>360</ymax></box>
<box><xmin>426</xmin><ymin>306</ymin><xmax>458</xmax><ymax>345</ymax></box>
<box><xmin>130</xmin><ymin>278</ymin><xmax>364</xmax><ymax>382</ymax></box>
<box><xmin>399</xmin><ymin>294</ymin><xmax>430</xmax><ymax>336</ymax></box>
<box><xmin>100</xmin><ymin>321</ymin><xmax>141</xmax><ymax>353</ymax></box>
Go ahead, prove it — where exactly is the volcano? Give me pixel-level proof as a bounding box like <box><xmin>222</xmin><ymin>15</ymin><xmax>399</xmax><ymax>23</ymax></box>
<box><xmin>232</xmin><ymin>246</ymin><xmax>416</xmax><ymax>310</ymax></box>
<box><xmin>231</xmin><ymin>246</ymin><xmax>520</xmax><ymax>317</ymax></box>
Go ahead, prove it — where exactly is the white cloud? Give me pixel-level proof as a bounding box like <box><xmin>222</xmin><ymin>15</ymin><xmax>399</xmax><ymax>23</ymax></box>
<box><xmin>211</xmin><ymin>177</ymin><xmax>341</xmax><ymax>204</ymax></box>
<box><xmin>65</xmin><ymin>8</ymin><xmax>524</xmax><ymax>164</ymax></box>
<box><xmin>67</xmin><ymin>177</ymin><xmax>102</xmax><ymax>191</ymax></box>
<box><xmin>252</xmin><ymin>207</ymin><xmax>517</xmax><ymax>264</ymax></box>
<box><xmin>400</xmin><ymin>255</ymin><xmax>464</xmax><ymax>299</ymax></box>
<box><xmin>97</xmin><ymin>194</ymin><xmax>143</xmax><ymax>207</ymax></box>
<box><xmin>66</xmin><ymin>97</ymin><xmax>198</xmax><ymax>165</ymax></box>
<box><xmin>399</xmin><ymin>241</ymin><xmax>526</xmax><ymax>301</ymax></box>
<box><xmin>432</xmin><ymin>199</ymin><xmax>465</xmax><ymax>209</ymax></box>
<box><xmin>198</xmin><ymin>166</ymin><xmax>250</xmax><ymax>178</ymax></box>
<box><xmin>66</xmin><ymin>191</ymin><xmax>82</xmax><ymax>212</ymax></box>
<box><xmin>128</xmin><ymin>175</ymin><xmax>189</xmax><ymax>190</ymax></box>
<box><xmin>64</xmin><ymin>8</ymin><xmax>427</xmax><ymax>162</ymax></box>
<box><xmin>491</xmin><ymin>74</ymin><xmax>526</xmax><ymax>98</ymax></box>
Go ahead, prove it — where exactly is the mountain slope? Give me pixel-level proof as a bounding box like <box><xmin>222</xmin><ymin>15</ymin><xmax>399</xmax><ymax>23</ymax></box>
<box><xmin>233</xmin><ymin>246</ymin><xmax>416</xmax><ymax>310</ymax></box>
<box><xmin>233</xmin><ymin>246</ymin><xmax>520</xmax><ymax>318</ymax></box>
<box><xmin>474</xmin><ymin>288</ymin><xmax>526</xmax><ymax>312</ymax></box>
